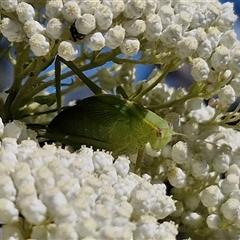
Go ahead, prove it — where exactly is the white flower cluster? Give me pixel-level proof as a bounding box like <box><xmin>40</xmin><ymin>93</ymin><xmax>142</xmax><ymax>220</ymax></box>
<box><xmin>0</xmin><ymin>0</ymin><xmax>238</xmax><ymax>74</ymax></box>
<box><xmin>0</xmin><ymin>119</ymin><xmax>177</xmax><ymax>239</ymax></box>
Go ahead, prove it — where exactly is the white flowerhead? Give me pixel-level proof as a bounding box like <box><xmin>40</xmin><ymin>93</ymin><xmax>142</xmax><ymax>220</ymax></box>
<box><xmin>58</xmin><ymin>40</ymin><xmax>79</xmax><ymax>61</ymax></box>
<box><xmin>45</xmin><ymin>0</ymin><xmax>63</xmax><ymax>18</ymax></box>
<box><xmin>120</xmin><ymin>38</ymin><xmax>140</xmax><ymax>56</ymax></box>
<box><xmin>94</xmin><ymin>4</ymin><xmax>113</xmax><ymax>31</ymax></box>
<box><xmin>29</xmin><ymin>33</ymin><xmax>50</xmax><ymax>56</ymax></box>
<box><xmin>104</xmin><ymin>25</ymin><xmax>125</xmax><ymax>49</ymax></box>
<box><xmin>62</xmin><ymin>1</ymin><xmax>81</xmax><ymax>22</ymax></box>
<box><xmin>46</xmin><ymin>18</ymin><xmax>63</xmax><ymax>39</ymax></box>
<box><xmin>87</xmin><ymin>32</ymin><xmax>105</xmax><ymax>51</ymax></box>
<box><xmin>190</xmin><ymin>57</ymin><xmax>210</xmax><ymax>82</ymax></box>
<box><xmin>16</xmin><ymin>2</ymin><xmax>36</xmax><ymax>23</ymax></box>
<box><xmin>24</xmin><ymin>20</ymin><xmax>45</xmax><ymax>38</ymax></box>
<box><xmin>75</xmin><ymin>14</ymin><xmax>96</xmax><ymax>35</ymax></box>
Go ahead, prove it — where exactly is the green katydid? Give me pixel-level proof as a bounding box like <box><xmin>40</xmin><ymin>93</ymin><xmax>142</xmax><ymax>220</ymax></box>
<box><xmin>46</xmin><ymin>56</ymin><xmax>176</xmax><ymax>173</ymax></box>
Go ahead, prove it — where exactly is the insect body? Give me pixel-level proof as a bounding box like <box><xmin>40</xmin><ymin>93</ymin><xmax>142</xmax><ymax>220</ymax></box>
<box><xmin>46</xmin><ymin>94</ymin><xmax>174</xmax><ymax>157</ymax></box>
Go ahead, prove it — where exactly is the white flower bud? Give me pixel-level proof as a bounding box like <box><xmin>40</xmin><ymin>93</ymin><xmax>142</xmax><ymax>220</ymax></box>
<box><xmin>171</xmin><ymin>141</ymin><xmax>190</xmax><ymax>165</ymax></box>
<box><xmin>191</xmin><ymin>155</ymin><xmax>209</xmax><ymax>179</ymax></box>
<box><xmin>113</xmin><ymin>156</ymin><xmax>130</xmax><ymax>178</ymax></box>
<box><xmin>159</xmin><ymin>23</ymin><xmax>182</xmax><ymax>48</ymax></box>
<box><xmin>29</xmin><ymin>33</ymin><xmax>50</xmax><ymax>56</ymax></box>
<box><xmin>220</xmin><ymin>174</ymin><xmax>239</xmax><ymax>195</ymax></box>
<box><xmin>212</xmin><ymin>152</ymin><xmax>231</xmax><ymax>173</ymax></box>
<box><xmin>92</xmin><ymin>151</ymin><xmax>113</xmax><ymax>171</ymax></box>
<box><xmin>231</xmin><ymin>75</ymin><xmax>240</xmax><ymax>97</ymax></box>
<box><xmin>219</xmin><ymin>30</ymin><xmax>237</xmax><ymax>49</ymax></box>
<box><xmin>133</xmin><ymin>215</ymin><xmax>158</xmax><ymax>239</ymax></box>
<box><xmin>23</xmin><ymin>20</ymin><xmax>45</xmax><ymax>38</ymax></box>
<box><xmin>1</xmin><ymin>137</ymin><xmax>18</xmax><ymax>153</ymax></box>
<box><xmin>196</xmin><ymin>38</ymin><xmax>213</xmax><ymax>59</ymax></box>
<box><xmin>16</xmin><ymin>2</ymin><xmax>36</xmax><ymax>23</ymax></box>
<box><xmin>174</xmin><ymin>11</ymin><xmax>192</xmax><ymax>32</ymax></box>
<box><xmin>54</xmin><ymin>204</ymin><xmax>78</xmax><ymax>224</ymax></box>
<box><xmin>123</xmin><ymin>0</ymin><xmax>146</xmax><ymax>19</ymax></box>
<box><xmin>144</xmin><ymin>14</ymin><xmax>162</xmax><ymax>41</ymax></box>
<box><xmin>216</xmin><ymin>2</ymin><xmax>238</xmax><ymax>31</ymax></box>
<box><xmin>206</xmin><ymin>214</ymin><xmax>221</xmax><ymax>229</ymax></box>
<box><xmin>76</xmin><ymin>217</ymin><xmax>97</xmax><ymax>238</ymax></box>
<box><xmin>218</xmin><ymin>85</ymin><xmax>236</xmax><ymax>107</ymax></box>
<box><xmin>102</xmin><ymin>0</ymin><xmax>125</xmax><ymax>18</ymax></box>
<box><xmin>45</xmin><ymin>0</ymin><xmax>63</xmax><ymax>18</ymax></box>
<box><xmin>87</xmin><ymin>32</ymin><xmax>105</xmax><ymax>51</ymax></box>
<box><xmin>95</xmin><ymin>4</ymin><xmax>113</xmax><ymax>30</ymax></box>
<box><xmin>0</xmin><ymin>18</ymin><xmax>24</xmax><ymax>42</ymax></box>
<box><xmin>62</xmin><ymin>1</ymin><xmax>81</xmax><ymax>22</ymax></box>
<box><xmin>229</xmin><ymin>48</ymin><xmax>240</xmax><ymax>75</ymax></box>
<box><xmin>0</xmin><ymin>198</ymin><xmax>19</xmax><ymax>224</ymax></box>
<box><xmin>220</xmin><ymin>198</ymin><xmax>240</xmax><ymax>221</ymax></box>
<box><xmin>122</xmin><ymin>19</ymin><xmax>146</xmax><ymax>37</ymax></box>
<box><xmin>0</xmin><ymin>175</ymin><xmax>16</xmax><ymax>201</ymax></box>
<box><xmin>80</xmin><ymin>0</ymin><xmax>101</xmax><ymax>14</ymax></box>
<box><xmin>158</xmin><ymin>5</ymin><xmax>174</xmax><ymax>28</ymax></box>
<box><xmin>143</xmin><ymin>0</ymin><xmax>156</xmax><ymax>15</ymax></box>
<box><xmin>97</xmin><ymin>68</ymin><xmax>116</xmax><ymax>91</ymax></box>
<box><xmin>3</xmin><ymin>120</ymin><xmax>25</xmax><ymax>139</ymax></box>
<box><xmin>120</xmin><ymin>37</ymin><xmax>140</xmax><ymax>56</ymax></box>
<box><xmin>104</xmin><ymin>25</ymin><xmax>125</xmax><ymax>49</ymax></box>
<box><xmin>168</xmin><ymin>166</ymin><xmax>186</xmax><ymax>188</ymax></box>
<box><xmin>210</xmin><ymin>46</ymin><xmax>230</xmax><ymax>71</ymax></box>
<box><xmin>75</xmin><ymin>14</ymin><xmax>96</xmax><ymax>35</ymax></box>
<box><xmin>176</xmin><ymin>36</ymin><xmax>198</xmax><ymax>59</ymax></box>
<box><xmin>54</xmin><ymin>223</ymin><xmax>79</xmax><ymax>240</ymax></box>
<box><xmin>46</xmin><ymin>18</ymin><xmax>63</xmax><ymax>39</ymax></box>
<box><xmin>199</xmin><ymin>185</ymin><xmax>224</xmax><ymax>207</ymax></box>
<box><xmin>0</xmin><ymin>0</ymin><xmax>18</xmax><ymax>12</ymax></box>
<box><xmin>182</xmin><ymin>212</ymin><xmax>203</xmax><ymax>228</ymax></box>
<box><xmin>190</xmin><ymin>57</ymin><xmax>210</xmax><ymax>82</ymax></box>
<box><xmin>18</xmin><ymin>196</ymin><xmax>47</xmax><ymax>225</ymax></box>
<box><xmin>58</xmin><ymin>40</ymin><xmax>78</xmax><ymax>61</ymax></box>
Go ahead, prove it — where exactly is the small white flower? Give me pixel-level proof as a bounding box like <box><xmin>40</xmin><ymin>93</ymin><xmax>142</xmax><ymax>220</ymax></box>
<box><xmin>212</xmin><ymin>152</ymin><xmax>231</xmax><ymax>173</ymax></box>
<box><xmin>0</xmin><ymin>198</ymin><xmax>19</xmax><ymax>224</ymax></box>
<box><xmin>76</xmin><ymin>217</ymin><xmax>97</xmax><ymax>238</ymax></box>
<box><xmin>143</xmin><ymin>0</ymin><xmax>156</xmax><ymax>15</ymax></box>
<box><xmin>206</xmin><ymin>214</ymin><xmax>221</xmax><ymax>229</ymax></box>
<box><xmin>62</xmin><ymin>1</ymin><xmax>81</xmax><ymax>22</ymax></box>
<box><xmin>54</xmin><ymin>204</ymin><xmax>78</xmax><ymax>224</ymax></box>
<box><xmin>54</xmin><ymin>223</ymin><xmax>79</xmax><ymax>240</ymax></box>
<box><xmin>176</xmin><ymin>36</ymin><xmax>198</xmax><ymax>59</ymax></box>
<box><xmin>219</xmin><ymin>30</ymin><xmax>237</xmax><ymax>49</ymax></box>
<box><xmin>0</xmin><ymin>18</ymin><xmax>24</xmax><ymax>42</ymax></box>
<box><xmin>229</xmin><ymin>48</ymin><xmax>240</xmax><ymax>75</ymax></box>
<box><xmin>216</xmin><ymin>2</ymin><xmax>238</xmax><ymax>31</ymax></box>
<box><xmin>24</xmin><ymin>20</ymin><xmax>45</xmax><ymax>38</ymax></box>
<box><xmin>120</xmin><ymin>37</ymin><xmax>140</xmax><ymax>56</ymax></box>
<box><xmin>58</xmin><ymin>40</ymin><xmax>78</xmax><ymax>61</ymax></box>
<box><xmin>0</xmin><ymin>0</ymin><xmax>18</xmax><ymax>12</ymax></box>
<box><xmin>144</xmin><ymin>14</ymin><xmax>162</xmax><ymax>41</ymax></box>
<box><xmin>46</xmin><ymin>18</ymin><xmax>63</xmax><ymax>39</ymax></box>
<box><xmin>2</xmin><ymin>120</ymin><xmax>25</xmax><ymax>139</ymax></box>
<box><xmin>45</xmin><ymin>0</ymin><xmax>63</xmax><ymax>18</ymax></box>
<box><xmin>16</xmin><ymin>2</ymin><xmax>36</xmax><ymax>23</ymax></box>
<box><xmin>104</xmin><ymin>25</ymin><xmax>125</xmax><ymax>49</ymax></box>
<box><xmin>190</xmin><ymin>154</ymin><xmax>209</xmax><ymax>179</ymax></box>
<box><xmin>102</xmin><ymin>0</ymin><xmax>125</xmax><ymax>18</ymax></box>
<box><xmin>168</xmin><ymin>165</ymin><xmax>186</xmax><ymax>188</ymax></box>
<box><xmin>196</xmin><ymin>38</ymin><xmax>213</xmax><ymax>60</ymax></box>
<box><xmin>158</xmin><ymin>5</ymin><xmax>174</xmax><ymax>28</ymax></box>
<box><xmin>0</xmin><ymin>175</ymin><xmax>17</xmax><ymax>201</ymax></box>
<box><xmin>220</xmin><ymin>198</ymin><xmax>240</xmax><ymax>221</ymax></box>
<box><xmin>122</xmin><ymin>19</ymin><xmax>146</xmax><ymax>37</ymax></box>
<box><xmin>94</xmin><ymin>4</ymin><xmax>113</xmax><ymax>30</ymax></box>
<box><xmin>174</xmin><ymin>11</ymin><xmax>193</xmax><ymax>32</ymax></box>
<box><xmin>80</xmin><ymin>0</ymin><xmax>101</xmax><ymax>14</ymax></box>
<box><xmin>87</xmin><ymin>32</ymin><xmax>105</xmax><ymax>51</ymax></box>
<box><xmin>218</xmin><ymin>85</ymin><xmax>236</xmax><ymax>107</ymax></box>
<box><xmin>210</xmin><ymin>46</ymin><xmax>230</xmax><ymax>71</ymax></box>
<box><xmin>171</xmin><ymin>141</ymin><xmax>190</xmax><ymax>165</ymax></box>
<box><xmin>230</xmin><ymin>75</ymin><xmax>240</xmax><ymax>97</ymax></box>
<box><xmin>92</xmin><ymin>150</ymin><xmax>113</xmax><ymax>171</ymax></box>
<box><xmin>123</xmin><ymin>0</ymin><xmax>146</xmax><ymax>19</ymax></box>
<box><xmin>159</xmin><ymin>23</ymin><xmax>182</xmax><ymax>48</ymax></box>
<box><xmin>190</xmin><ymin>57</ymin><xmax>210</xmax><ymax>82</ymax></box>
<box><xmin>220</xmin><ymin>174</ymin><xmax>239</xmax><ymax>195</ymax></box>
<box><xmin>182</xmin><ymin>212</ymin><xmax>203</xmax><ymax>227</ymax></box>
<box><xmin>29</xmin><ymin>33</ymin><xmax>50</xmax><ymax>56</ymax></box>
<box><xmin>75</xmin><ymin>13</ymin><xmax>96</xmax><ymax>35</ymax></box>
<box><xmin>199</xmin><ymin>185</ymin><xmax>224</xmax><ymax>207</ymax></box>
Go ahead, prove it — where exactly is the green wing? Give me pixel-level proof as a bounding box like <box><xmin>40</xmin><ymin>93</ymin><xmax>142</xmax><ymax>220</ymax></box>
<box><xmin>47</xmin><ymin>95</ymin><xmax>133</xmax><ymax>152</ymax></box>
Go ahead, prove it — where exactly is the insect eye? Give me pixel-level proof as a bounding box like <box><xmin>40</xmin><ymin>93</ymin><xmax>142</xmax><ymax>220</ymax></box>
<box><xmin>70</xmin><ymin>22</ymin><xmax>86</xmax><ymax>42</ymax></box>
<box><xmin>157</xmin><ymin>129</ymin><xmax>163</xmax><ymax>138</ymax></box>
<box><xmin>168</xmin><ymin>122</ymin><xmax>173</xmax><ymax>130</ymax></box>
